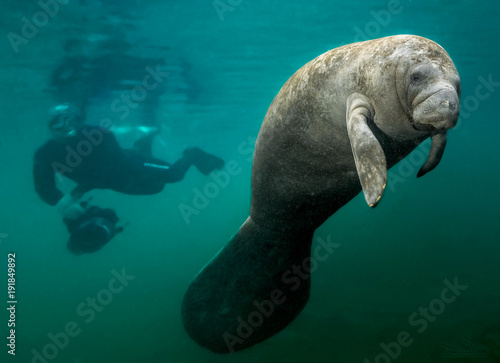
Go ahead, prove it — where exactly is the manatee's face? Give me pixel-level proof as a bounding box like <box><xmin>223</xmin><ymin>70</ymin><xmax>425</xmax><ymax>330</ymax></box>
<box><xmin>404</xmin><ymin>62</ymin><xmax>461</xmax><ymax>132</ymax></box>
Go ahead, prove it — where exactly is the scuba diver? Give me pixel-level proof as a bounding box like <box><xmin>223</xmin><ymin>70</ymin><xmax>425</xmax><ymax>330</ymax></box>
<box><xmin>33</xmin><ymin>103</ymin><xmax>225</xmax><ymax>206</ymax></box>
<box><xmin>33</xmin><ymin>103</ymin><xmax>225</xmax><ymax>253</ymax></box>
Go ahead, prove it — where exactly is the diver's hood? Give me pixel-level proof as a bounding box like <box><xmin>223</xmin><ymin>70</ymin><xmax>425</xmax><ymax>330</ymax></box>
<box><xmin>67</xmin><ymin>216</ymin><xmax>115</xmax><ymax>255</ymax></box>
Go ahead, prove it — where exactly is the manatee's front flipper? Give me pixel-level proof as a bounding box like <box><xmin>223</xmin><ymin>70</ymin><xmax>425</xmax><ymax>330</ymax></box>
<box><xmin>346</xmin><ymin>93</ymin><xmax>387</xmax><ymax>208</ymax></box>
<box><xmin>417</xmin><ymin>131</ymin><xmax>447</xmax><ymax>178</ymax></box>
<box><xmin>182</xmin><ymin>217</ymin><xmax>314</xmax><ymax>353</ymax></box>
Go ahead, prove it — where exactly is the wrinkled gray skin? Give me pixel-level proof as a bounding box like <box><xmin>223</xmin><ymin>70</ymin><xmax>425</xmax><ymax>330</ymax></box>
<box><xmin>182</xmin><ymin>35</ymin><xmax>461</xmax><ymax>353</ymax></box>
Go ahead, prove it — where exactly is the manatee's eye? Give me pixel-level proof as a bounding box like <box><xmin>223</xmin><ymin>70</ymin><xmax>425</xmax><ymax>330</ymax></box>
<box><xmin>411</xmin><ymin>71</ymin><xmax>425</xmax><ymax>83</ymax></box>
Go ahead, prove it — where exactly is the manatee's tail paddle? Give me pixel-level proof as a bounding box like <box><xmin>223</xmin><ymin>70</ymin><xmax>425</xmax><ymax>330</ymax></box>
<box><xmin>182</xmin><ymin>217</ymin><xmax>314</xmax><ymax>353</ymax></box>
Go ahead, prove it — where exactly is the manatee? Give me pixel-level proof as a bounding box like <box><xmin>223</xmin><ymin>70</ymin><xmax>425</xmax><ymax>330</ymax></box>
<box><xmin>181</xmin><ymin>35</ymin><xmax>461</xmax><ymax>353</ymax></box>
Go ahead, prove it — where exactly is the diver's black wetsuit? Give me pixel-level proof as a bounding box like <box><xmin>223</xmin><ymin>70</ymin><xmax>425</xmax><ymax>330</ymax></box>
<box><xmin>33</xmin><ymin>125</ymin><xmax>209</xmax><ymax>206</ymax></box>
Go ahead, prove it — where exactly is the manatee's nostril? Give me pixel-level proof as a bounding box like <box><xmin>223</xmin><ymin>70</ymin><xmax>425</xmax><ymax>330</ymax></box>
<box><xmin>441</xmin><ymin>100</ymin><xmax>458</xmax><ymax>111</ymax></box>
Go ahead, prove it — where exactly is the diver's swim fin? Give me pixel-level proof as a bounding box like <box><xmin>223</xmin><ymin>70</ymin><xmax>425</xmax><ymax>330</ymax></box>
<box><xmin>184</xmin><ymin>147</ymin><xmax>224</xmax><ymax>175</ymax></box>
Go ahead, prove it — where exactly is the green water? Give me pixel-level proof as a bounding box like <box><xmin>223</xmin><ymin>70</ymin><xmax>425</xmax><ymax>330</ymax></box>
<box><xmin>1</xmin><ymin>0</ymin><xmax>499</xmax><ymax>362</ymax></box>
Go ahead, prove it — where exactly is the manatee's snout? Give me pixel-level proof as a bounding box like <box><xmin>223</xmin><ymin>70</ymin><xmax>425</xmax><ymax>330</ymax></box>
<box><xmin>412</xmin><ymin>86</ymin><xmax>459</xmax><ymax>131</ymax></box>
